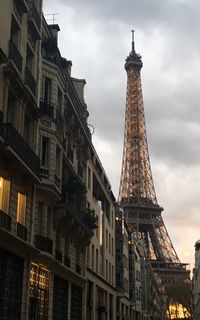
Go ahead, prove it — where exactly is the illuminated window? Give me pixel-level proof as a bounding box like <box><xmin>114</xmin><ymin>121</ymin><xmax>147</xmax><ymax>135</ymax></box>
<box><xmin>0</xmin><ymin>177</ymin><xmax>10</xmax><ymax>213</ymax></box>
<box><xmin>17</xmin><ymin>193</ymin><xmax>26</xmax><ymax>225</ymax></box>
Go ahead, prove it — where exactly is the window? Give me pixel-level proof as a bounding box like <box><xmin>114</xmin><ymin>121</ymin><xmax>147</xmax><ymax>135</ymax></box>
<box><xmin>106</xmin><ymin>229</ymin><xmax>108</xmax><ymax>249</ymax></box>
<box><xmin>55</xmin><ymin>145</ymin><xmax>61</xmax><ymax>178</ymax></box>
<box><xmin>86</xmin><ymin>246</ymin><xmax>90</xmax><ymax>265</ymax></box>
<box><xmin>106</xmin><ymin>259</ymin><xmax>108</xmax><ymax>280</ymax></box>
<box><xmin>92</xmin><ymin>245</ymin><xmax>94</xmax><ymax>269</ymax></box>
<box><xmin>87</xmin><ymin>167</ymin><xmax>91</xmax><ymax>190</ymax></box>
<box><xmin>112</xmin><ymin>266</ymin><xmax>114</xmax><ymax>285</ymax></box>
<box><xmin>26</xmin><ymin>45</ymin><xmax>34</xmax><ymax>73</ymax></box>
<box><xmin>44</xmin><ymin>77</ymin><xmax>51</xmax><ymax>102</ymax></box>
<box><xmin>41</xmin><ymin>136</ymin><xmax>49</xmax><ymax>168</ymax></box>
<box><xmin>0</xmin><ymin>177</ymin><xmax>10</xmax><ymax>213</ymax></box>
<box><xmin>24</xmin><ymin>114</ymin><xmax>32</xmax><ymax>145</ymax></box>
<box><xmin>47</xmin><ymin>206</ymin><xmax>52</xmax><ymax>238</ymax></box>
<box><xmin>57</xmin><ymin>87</ymin><xmax>62</xmax><ymax>113</ymax></box>
<box><xmin>7</xmin><ymin>92</ymin><xmax>17</xmax><ymax>126</ymax></box>
<box><xmin>96</xmin><ymin>249</ymin><xmax>98</xmax><ymax>273</ymax></box>
<box><xmin>112</xmin><ymin>237</ymin><xmax>113</xmax><ymax>256</ymax></box>
<box><xmin>11</xmin><ymin>17</ymin><xmax>20</xmax><ymax>48</ymax></box>
<box><xmin>17</xmin><ymin>193</ymin><xmax>26</xmax><ymax>225</ymax></box>
<box><xmin>38</xmin><ymin>202</ymin><xmax>44</xmax><ymax>235</ymax></box>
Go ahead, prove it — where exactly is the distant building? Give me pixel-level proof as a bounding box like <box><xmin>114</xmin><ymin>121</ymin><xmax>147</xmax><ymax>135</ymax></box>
<box><xmin>192</xmin><ymin>240</ymin><xmax>200</xmax><ymax>320</ymax></box>
<box><xmin>115</xmin><ymin>206</ymin><xmax>167</xmax><ymax>320</ymax></box>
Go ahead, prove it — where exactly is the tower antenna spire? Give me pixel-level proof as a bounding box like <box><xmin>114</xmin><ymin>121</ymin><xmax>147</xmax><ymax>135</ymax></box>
<box><xmin>131</xmin><ymin>29</ymin><xmax>135</xmax><ymax>52</ymax></box>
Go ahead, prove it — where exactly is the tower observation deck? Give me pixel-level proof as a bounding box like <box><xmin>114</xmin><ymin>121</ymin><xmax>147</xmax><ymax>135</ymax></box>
<box><xmin>118</xmin><ymin>31</ymin><xmax>191</xmax><ymax>319</ymax></box>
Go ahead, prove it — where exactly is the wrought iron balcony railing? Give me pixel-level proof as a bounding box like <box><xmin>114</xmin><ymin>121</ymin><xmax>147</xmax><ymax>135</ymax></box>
<box><xmin>40</xmin><ymin>100</ymin><xmax>54</xmax><ymax>119</ymax></box>
<box><xmin>0</xmin><ymin>210</ymin><xmax>11</xmax><ymax>231</ymax></box>
<box><xmin>16</xmin><ymin>222</ymin><xmax>27</xmax><ymax>241</ymax></box>
<box><xmin>4</xmin><ymin>123</ymin><xmax>40</xmax><ymax>177</ymax></box>
<box><xmin>35</xmin><ymin>234</ymin><xmax>53</xmax><ymax>254</ymax></box>
<box><xmin>40</xmin><ymin>167</ymin><xmax>49</xmax><ymax>179</ymax></box>
<box><xmin>9</xmin><ymin>40</ymin><xmax>23</xmax><ymax>73</ymax></box>
<box><xmin>25</xmin><ymin>67</ymin><xmax>36</xmax><ymax>96</ymax></box>
<box><xmin>40</xmin><ymin>100</ymin><xmax>63</xmax><ymax>131</ymax></box>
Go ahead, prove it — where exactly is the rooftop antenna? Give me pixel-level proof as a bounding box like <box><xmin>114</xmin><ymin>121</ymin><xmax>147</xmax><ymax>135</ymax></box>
<box><xmin>45</xmin><ymin>13</ymin><xmax>59</xmax><ymax>24</ymax></box>
<box><xmin>131</xmin><ymin>29</ymin><xmax>135</xmax><ymax>52</ymax></box>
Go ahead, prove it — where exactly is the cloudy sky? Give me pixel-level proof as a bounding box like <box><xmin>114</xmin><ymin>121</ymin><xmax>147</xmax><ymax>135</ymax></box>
<box><xmin>44</xmin><ymin>0</ymin><xmax>200</xmax><ymax>269</ymax></box>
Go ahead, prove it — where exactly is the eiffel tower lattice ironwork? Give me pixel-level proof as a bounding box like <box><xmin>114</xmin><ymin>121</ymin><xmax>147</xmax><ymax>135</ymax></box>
<box><xmin>118</xmin><ymin>31</ymin><xmax>191</xmax><ymax>318</ymax></box>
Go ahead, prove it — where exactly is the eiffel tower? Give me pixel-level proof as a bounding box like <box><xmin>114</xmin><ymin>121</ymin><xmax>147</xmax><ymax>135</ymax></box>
<box><xmin>118</xmin><ymin>31</ymin><xmax>191</xmax><ymax>318</ymax></box>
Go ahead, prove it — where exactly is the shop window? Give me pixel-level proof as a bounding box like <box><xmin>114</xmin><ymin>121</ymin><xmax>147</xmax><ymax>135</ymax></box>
<box><xmin>0</xmin><ymin>177</ymin><xmax>10</xmax><ymax>213</ymax></box>
<box><xmin>17</xmin><ymin>193</ymin><xmax>26</xmax><ymax>225</ymax></box>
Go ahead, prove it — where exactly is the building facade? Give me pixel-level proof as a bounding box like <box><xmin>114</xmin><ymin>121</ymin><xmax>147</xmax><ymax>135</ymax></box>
<box><xmin>0</xmin><ymin>0</ymin><xmax>42</xmax><ymax>318</ymax></box>
<box><xmin>192</xmin><ymin>240</ymin><xmax>200</xmax><ymax>320</ymax></box>
<box><xmin>0</xmin><ymin>2</ymin><xmax>117</xmax><ymax>318</ymax></box>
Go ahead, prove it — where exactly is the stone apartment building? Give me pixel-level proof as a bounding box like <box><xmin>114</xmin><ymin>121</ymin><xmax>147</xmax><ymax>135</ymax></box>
<box><xmin>0</xmin><ymin>0</ymin><xmax>42</xmax><ymax>318</ymax></box>
<box><xmin>0</xmin><ymin>1</ymin><xmax>116</xmax><ymax>319</ymax></box>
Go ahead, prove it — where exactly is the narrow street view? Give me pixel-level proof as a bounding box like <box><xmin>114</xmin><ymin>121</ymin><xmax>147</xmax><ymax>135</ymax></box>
<box><xmin>0</xmin><ymin>0</ymin><xmax>199</xmax><ymax>319</ymax></box>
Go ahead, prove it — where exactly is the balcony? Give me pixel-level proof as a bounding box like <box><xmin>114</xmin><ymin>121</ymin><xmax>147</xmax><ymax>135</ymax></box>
<box><xmin>40</xmin><ymin>167</ymin><xmax>49</xmax><ymax>179</ymax></box>
<box><xmin>9</xmin><ymin>40</ymin><xmax>23</xmax><ymax>73</ymax></box>
<box><xmin>28</xmin><ymin>1</ymin><xmax>41</xmax><ymax>40</ymax></box>
<box><xmin>55</xmin><ymin>249</ymin><xmax>62</xmax><ymax>262</ymax></box>
<box><xmin>39</xmin><ymin>100</ymin><xmax>63</xmax><ymax>131</ymax></box>
<box><xmin>16</xmin><ymin>222</ymin><xmax>27</xmax><ymax>241</ymax></box>
<box><xmin>40</xmin><ymin>100</ymin><xmax>54</xmax><ymax>119</ymax></box>
<box><xmin>0</xmin><ymin>210</ymin><xmax>11</xmax><ymax>231</ymax></box>
<box><xmin>4</xmin><ymin>123</ymin><xmax>40</xmax><ymax>177</ymax></box>
<box><xmin>25</xmin><ymin>67</ymin><xmax>36</xmax><ymax>96</ymax></box>
<box><xmin>35</xmin><ymin>234</ymin><xmax>53</xmax><ymax>254</ymax></box>
<box><xmin>14</xmin><ymin>0</ymin><xmax>29</xmax><ymax>13</ymax></box>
